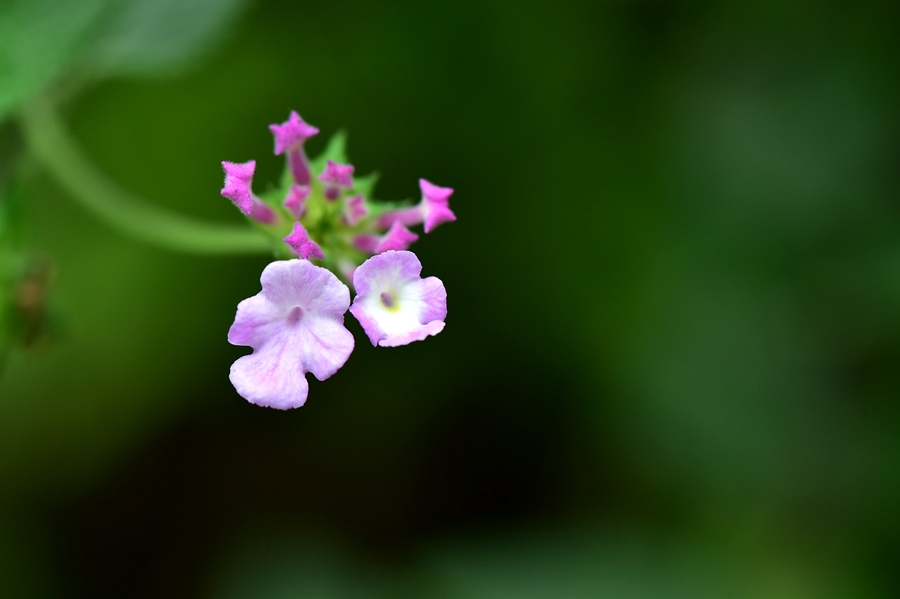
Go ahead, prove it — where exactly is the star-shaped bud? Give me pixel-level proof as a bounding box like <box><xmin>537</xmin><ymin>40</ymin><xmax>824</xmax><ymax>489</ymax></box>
<box><xmin>228</xmin><ymin>260</ymin><xmax>354</xmax><ymax>409</ymax></box>
<box><xmin>270</xmin><ymin>111</ymin><xmax>319</xmax><ymax>185</ymax></box>
<box><xmin>221</xmin><ymin>160</ymin><xmax>256</xmax><ymax>214</ymax></box>
<box><xmin>284</xmin><ymin>222</ymin><xmax>325</xmax><ymax>260</ymax></box>
<box><xmin>353</xmin><ymin>221</ymin><xmax>419</xmax><ymax>254</ymax></box>
<box><xmin>221</xmin><ymin>160</ymin><xmax>277</xmax><ymax>223</ymax></box>
<box><xmin>320</xmin><ymin>160</ymin><xmax>355</xmax><ymax>199</ymax></box>
<box><xmin>269</xmin><ymin>111</ymin><xmax>319</xmax><ymax>155</ymax></box>
<box><xmin>349</xmin><ymin>251</ymin><xmax>446</xmax><ymax>347</ymax></box>
<box><xmin>283</xmin><ymin>185</ymin><xmax>310</xmax><ymax>219</ymax></box>
<box><xmin>376</xmin><ymin>221</ymin><xmax>419</xmax><ymax>252</ymax></box>
<box><xmin>419</xmin><ymin>179</ymin><xmax>456</xmax><ymax>233</ymax></box>
<box><xmin>343</xmin><ymin>194</ymin><xmax>369</xmax><ymax>226</ymax></box>
<box><xmin>375</xmin><ymin>179</ymin><xmax>456</xmax><ymax>233</ymax></box>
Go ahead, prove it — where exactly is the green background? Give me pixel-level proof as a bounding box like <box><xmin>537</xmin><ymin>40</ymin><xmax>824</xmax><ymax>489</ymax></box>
<box><xmin>1</xmin><ymin>0</ymin><xmax>899</xmax><ymax>597</ymax></box>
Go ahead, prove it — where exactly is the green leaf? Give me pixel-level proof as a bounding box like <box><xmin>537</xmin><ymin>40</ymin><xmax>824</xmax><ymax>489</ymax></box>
<box><xmin>310</xmin><ymin>130</ymin><xmax>348</xmax><ymax>176</ymax></box>
<box><xmin>352</xmin><ymin>171</ymin><xmax>380</xmax><ymax>198</ymax></box>
<box><xmin>0</xmin><ymin>0</ymin><xmax>250</xmax><ymax>122</ymax></box>
<box><xmin>81</xmin><ymin>0</ymin><xmax>249</xmax><ymax>78</ymax></box>
<box><xmin>0</xmin><ymin>0</ymin><xmax>109</xmax><ymax>120</ymax></box>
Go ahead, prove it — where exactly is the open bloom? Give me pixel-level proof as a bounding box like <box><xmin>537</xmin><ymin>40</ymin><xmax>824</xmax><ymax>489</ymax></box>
<box><xmin>228</xmin><ymin>260</ymin><xmax>354</xmax><ymax>409</ymax></box>
<box><xmin>350</xmin><ymin>251</ymin><xmax>446</xmax><ymax>347</ymax></box>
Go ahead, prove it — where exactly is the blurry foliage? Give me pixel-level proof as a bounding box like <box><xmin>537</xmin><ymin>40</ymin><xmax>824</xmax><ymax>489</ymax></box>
<box><xmin>0</xmin><ymin>0</ymin><xmax>247</xmax><ymax>119</ymax></box>
<box><xmin>1</xmin><ymin>0</ymin><xmax>899</xmax><ymax>597</ymax></box>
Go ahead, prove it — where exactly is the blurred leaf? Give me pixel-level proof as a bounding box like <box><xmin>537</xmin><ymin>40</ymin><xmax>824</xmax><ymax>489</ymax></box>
<box><xmin>0</xmin><ymin>0</ymin><xmax>249</xmax><ymax>122</ymax></box>
<box><xmin>0</xmin><ymin>172</ymin><xmax>25</xmax><ymax>369</ymax></box>
<box><xmin>353</xmin><ymin>171</ymin><xmax>379</xmax><ymax>198</ymax></box>
<box><xmin>210</xmin><ymin>529</ymin><xmax>872</xmax><ymax>599</ymax></box>
<box><xmin>0</xmin><ymin>0</ymin><xmax>108</xmax><ymax>120</ymax></box>
<box><xmin>212</xmin><ymin>539</ymin><xmax>390</xmax><ymax>599</ymax></box>
<box><xmin>310</xmin><ymin>130</ymin><xmax>348</xmax><ymax>175</ymax></box>
<box><xmin>82</xmin><ymin>0</ymin><xmax>249</xmax><ymax>78</ymax></box>
<box><xmin>426</xmin><ymin>530</ymin><xmax>868</xmax><ymax>599</ymax></box>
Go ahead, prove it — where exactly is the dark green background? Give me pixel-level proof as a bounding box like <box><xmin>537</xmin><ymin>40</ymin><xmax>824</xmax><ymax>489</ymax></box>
<box><xmin>2</xmin><ymin>0</ymin><xmax>899</xmax><ymax>597</ymax></box>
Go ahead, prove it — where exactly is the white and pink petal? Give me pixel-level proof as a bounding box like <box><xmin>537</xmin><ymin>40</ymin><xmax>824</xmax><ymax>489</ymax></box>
<box><xmin>349</xmin><ymin>250</ymin><xmax>447</xmax><ymax>347</ymax></box>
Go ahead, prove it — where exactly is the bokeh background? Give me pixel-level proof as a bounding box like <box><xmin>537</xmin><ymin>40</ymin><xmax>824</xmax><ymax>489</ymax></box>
<box><xmin>2</xmin><ymin>0</ymin><xmax>900</xmax><ymax>597</ymax></box>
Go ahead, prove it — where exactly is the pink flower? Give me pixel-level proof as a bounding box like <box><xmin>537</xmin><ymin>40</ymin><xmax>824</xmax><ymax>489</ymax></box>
<box><xmin>343</xmin><ymin>194</ymin><xmax>368</xmax><ymax>226</ymax></box>
<box><xmin>228</xmin><ymin>260</ymin><xmax>354</xmax><ymax>409</ymax></box>
<box><xmin>269</xmin><ymin>111</ymin><xmax>319</xmax><ymax>185</ymax></box>
<box><xmin>220</xmin><ymin>161</ymin><xmax>277</xmax><ymax>224</ymax></box>
<box><xmin>284</xmin><ymin>222</ymin><xmax>325</xmax><ymax>260</ymax></box>
<box><xmin>349</xmin><ymin>250</ymin><xmax>446</xmax><ymax>347</ymax></box>
<box><xmin>320</xmin><ymin>160</ymin><xmax>355</xmax><ymax>200</ymax></box>
<box><xmin>283</xmin><ymin>185</ymin><xmax>310</xmax><ymax>219</ymax></box>
<box><xmin>376</xmin><ymin>179</ymin><xmax>456</xmax><ymax>233</ymax></box>
<box><xmin>353</xmin><ymin>221</ymin><xmax>419</xmax><ymax>254</ymax></box>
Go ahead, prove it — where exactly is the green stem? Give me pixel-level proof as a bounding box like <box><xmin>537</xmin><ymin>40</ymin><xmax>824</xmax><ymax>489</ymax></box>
<box><xmin>16</xmin><ymin>97</ymin><xmax>272</xmax><ymax>255</ymax></box>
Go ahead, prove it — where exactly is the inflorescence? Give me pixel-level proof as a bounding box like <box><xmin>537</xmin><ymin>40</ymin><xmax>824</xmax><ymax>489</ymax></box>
<box><xmin>221</xmin><ymin>111</ymin><xmax>454</xmax><ymax>409</ymax></box>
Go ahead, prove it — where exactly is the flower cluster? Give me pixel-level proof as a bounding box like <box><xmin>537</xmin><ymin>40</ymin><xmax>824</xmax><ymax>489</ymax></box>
<box><xmin>222</xmin><ymin>111</ymin><xmax>454</xmax><ymax>409</ymax></box>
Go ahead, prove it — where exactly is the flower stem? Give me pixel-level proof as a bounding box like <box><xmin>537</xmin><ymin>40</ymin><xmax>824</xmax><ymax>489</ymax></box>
<box><xmin>17</xmin><ymin>97</ymin><xmax>272</xmax><ymax>255</ymax></box>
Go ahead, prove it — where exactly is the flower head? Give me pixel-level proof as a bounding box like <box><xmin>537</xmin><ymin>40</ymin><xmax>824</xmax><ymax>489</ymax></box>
<box><xmin>228</xmin><ymin>260</ymin><xmax>354</xmax><ymax>409</ymax></box>
<box><xmin>349</xmin><ymin>250</ymin><xmax>446</xmax><ymax>347</ymax></box>
<box><xmin>220</xmin><ymin>110</ymin><xmax>454</xmax><ymax>409</ymax></box>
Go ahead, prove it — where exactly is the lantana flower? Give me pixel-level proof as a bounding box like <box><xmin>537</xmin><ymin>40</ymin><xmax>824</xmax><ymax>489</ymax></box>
<box><xmin>222</xmin><ymin>110</ymin><xmax>456</xmax><ymax>409</ymax></box>
<box><xmin>349</xmin><ymin>251</ymin><xmax>446</xmax><ymax>347</ymax></box>
<box><xmin>228</xmin><ymin>260</ymin><xmax>354</xmax><ymax>409</ymax></box>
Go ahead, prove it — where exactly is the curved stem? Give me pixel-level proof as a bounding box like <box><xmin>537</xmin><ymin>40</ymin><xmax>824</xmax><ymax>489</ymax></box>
<box><xmin>17</xmin><ymin>97</ymin><xmax>272</xmax><ymax>255</ymax></box>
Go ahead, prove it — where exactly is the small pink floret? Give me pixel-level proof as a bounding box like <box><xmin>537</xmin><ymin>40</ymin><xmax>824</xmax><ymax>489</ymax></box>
<box><xmin>376</xmin><ymin>222</ymin><xmax>419</xmax><ymax>253</ymax></box>
<box><xmin>283</xmin><ymin>185</ymin><xmax>310</xmax><ymax>219</ymax></box>
<box><xmin>343</xmin><ymin>194</ymin><xmax>369</xmax><ymax>226</ymax></box>
<box><xmin>352</xmin><ymin>234</ymin><xmax>379</xmax><ymax>254</ymax></box>
<box><xmin>349</xmin><ymin>250</ymin><xmax>447</xmax><ymax>347</ymax></box>
<box><xmin>269</xmin><ymin>111</ymin><xmax>319</xmax><ymax>155</ymax></box>
<box><xmin>228</xmin><ymin>260</ymin><xmax>354</xmax><ymax>409</ymax></box>
<box><xmin>320</xmin><ymin>160</ymin><xmax>355</xmax><ymax>189</ymax></box>
<box><xmin>284</xmin><ymin>221</ymin><xmax>325</xmax><ymax>260</ymax></box>
<box><xmin>374</xmin><ymin>179</ymin><xmax>456</xmax><ymax>232</ymax></box>
<box><xmin>221</xmin><ymin>160</ymin><xmax>256</xmax><ymax>214</ymax></box>
<box><xmin>352</xmin><ymin>222</ymin><xmax>419</xmax><ymax>254</ymax></box>
<box><xmin>419</xmin><ymin>179</ymin><xmax>456</xmax><ymax>233</ymax></box>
